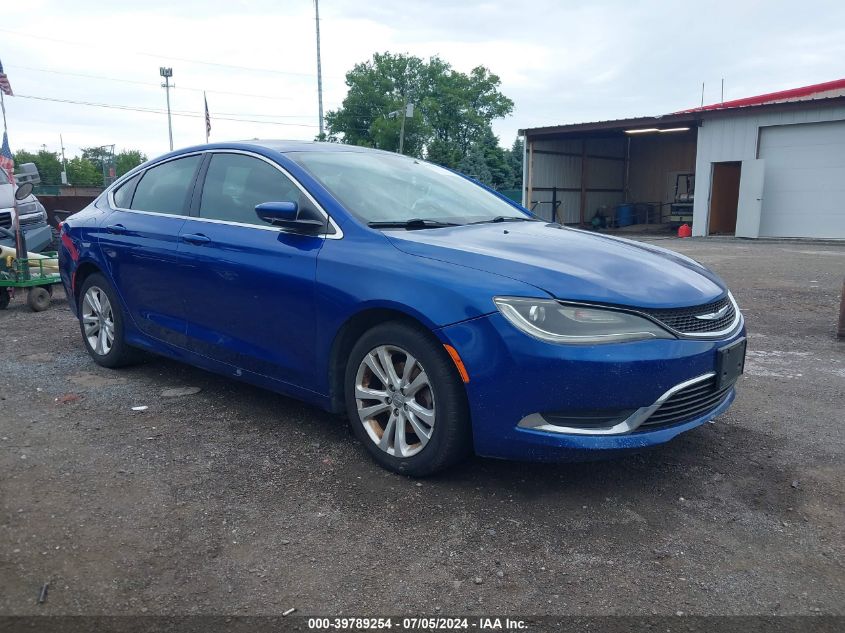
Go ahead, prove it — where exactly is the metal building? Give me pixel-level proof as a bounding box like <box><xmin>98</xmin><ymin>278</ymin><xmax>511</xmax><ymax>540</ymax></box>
<box><xmin>519</xmin><ymin>79</ymin><xmax>845</xmax><ymax>239</ymax></box>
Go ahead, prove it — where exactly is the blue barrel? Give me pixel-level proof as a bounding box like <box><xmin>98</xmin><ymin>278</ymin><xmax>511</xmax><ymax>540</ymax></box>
<box><xmin>616</xmin><ymin>204</ymin><xmax>635</xmax><ymax>227</ymax></box>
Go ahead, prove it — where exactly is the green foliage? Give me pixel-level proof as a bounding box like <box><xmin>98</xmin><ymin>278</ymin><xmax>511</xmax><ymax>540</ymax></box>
<box><xmin>66</xmin><ymin>157</ymin><xmax>102</xmax><ymax>187</ymax></box>
<box><xmin>507</xmin><ymin>137</ymin><xmax>524</xmax><ymax>190</ymax></box>
<box><xmin>115</xmin><ymin>149</ymin><xmax>147</xmax><ymax>177</ymax></box>
<box><xmin>12</xmin><ymin>146</ymin><xmax>147</xmax><ymax>187</ymax></box>
<box><xmin>13</xmin><ymin>149</ymin><xmax>63</xmax><ymax>186</ymax></box>
<box><xmin>457</xmin><ymin>143</ymin><xmax>492</xmax><ymax>186</ymax></box>
<box><xmin>326</xmin><ymin>52</ymin><xmax>513</xmax><ymax>169</ymax></box>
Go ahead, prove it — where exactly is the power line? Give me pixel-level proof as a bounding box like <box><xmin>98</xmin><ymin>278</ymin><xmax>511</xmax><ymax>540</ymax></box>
<box><xmin>0</xmin><ymin>27</ymin><xmax>341</xmax><ymax>79</ymax></box>
<box><xmin>14</xmin><ymin>94</ymin><xmax>320</xmax><ymax>128</ymax></box>
<box><xmin>8</xmin><ymin>64</ymin><xmax>296</xmax><ymax>102</ymax></box>
<box><xmin>7</xmin><ymin>64</ymin><xmax>381</xmax><ymax>117</ymax></box>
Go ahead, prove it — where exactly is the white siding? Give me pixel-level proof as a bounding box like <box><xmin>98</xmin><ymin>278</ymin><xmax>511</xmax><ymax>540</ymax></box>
<box><xmin>691</xmin><ymin>103</ymin><xmax>845</xmax><ymax>236</ymax></box>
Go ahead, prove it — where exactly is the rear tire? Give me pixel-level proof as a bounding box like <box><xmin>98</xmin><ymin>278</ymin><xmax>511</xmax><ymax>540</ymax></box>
<box><xmin>78</xmin><ymin>273</ymin><xmax>140</xmax><ymax>368</ymax></box>
<box><xmin>345</xmin><ymin>321</ymin><xmax>472</xmax><ymax>476</ymax></box>
<box><xmin>0</xmin><ymin>288</ymin><xmax>9</xmax><ymax>310</ymax></box>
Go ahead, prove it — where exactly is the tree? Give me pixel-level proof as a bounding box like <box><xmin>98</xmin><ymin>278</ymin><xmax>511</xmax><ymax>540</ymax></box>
<box><xmin>326</xmin><ymin>52</ymin><xmax>513</xmax><ymax>170</ymax></box>
<box><xmin>506</xmin><ymin>137</ymin><xmax>524</xmax><ymax>190</ymax></box>
<box><xmin>66</xmin><ymin>157</ymin><xmax>102</xmax><ymax>187</ymax></box>
<box><xmin>13</xmin><ymin>149</ymin><xmax>62</xmax><ymax>185</ymax></box>
<box><xmin>115</xmin><ymin>149</ymin><xmax>147</xmax><ymax>177</ymax></box>
<box><xmin>457</xmin><ymin>143</ymin><xmax>492</xmax><ymax>186</ymax></box>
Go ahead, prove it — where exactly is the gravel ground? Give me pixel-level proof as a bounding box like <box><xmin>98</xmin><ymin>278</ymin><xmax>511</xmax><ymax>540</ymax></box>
<box><xmin>1</xmin><ymin>237</ymin><xmax>843</xmax><ymax>617</ymax></box>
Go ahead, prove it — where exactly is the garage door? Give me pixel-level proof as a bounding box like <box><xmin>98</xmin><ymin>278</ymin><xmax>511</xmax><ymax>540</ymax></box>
<box><xmin>759</xmin><ymin>120</ymin><xmax>845</xmax><ymax>238</ymax></box>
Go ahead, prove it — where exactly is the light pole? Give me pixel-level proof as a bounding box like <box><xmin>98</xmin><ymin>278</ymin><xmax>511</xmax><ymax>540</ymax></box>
<box><xmin>314</xmin><ymin>0</ymin><xmax>324</xmax><ymax>138</ymax></box>
<box><xmin>160</xmin><ymin>67</ymin><xmax>174</xmax><ymax>151</ymax></box>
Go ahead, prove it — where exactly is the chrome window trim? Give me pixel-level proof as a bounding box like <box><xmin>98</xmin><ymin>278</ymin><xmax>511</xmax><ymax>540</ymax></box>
<box><xmin>518</xmin><ymin>372</ymin><xmax>718</xmax><ymax>436</ymax></box>
<box><xmin>107</xmin><ymin>148</ymin><xmax>343</xmax><ymax>240</ymax></box>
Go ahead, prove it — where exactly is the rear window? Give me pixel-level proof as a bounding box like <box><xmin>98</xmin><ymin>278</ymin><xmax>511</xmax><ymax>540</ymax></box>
<box><xmin>131</xmin><ymin>155</ymin><xmax>201</xmax><ymax>215</ymax></box>
<box><xmin>112</xmin><ymin>173</ymin><xmax>141</xmax><ymax>208</ymax></box>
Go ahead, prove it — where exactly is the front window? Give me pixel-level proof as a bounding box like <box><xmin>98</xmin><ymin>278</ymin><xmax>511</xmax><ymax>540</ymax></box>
<box><xmin>199</xmin><ymin>153</ymin><xmax>302</xmax><ymax>226</ymax></box>
<box><xmin>0</xmin><ymin>169</ymin><xmax>10</xmax><ymax>185</ymax></box>
<box><xmin>289</xmin><ymin>151</ymin><xmax>529</xmax><ymax>226</ymax></box>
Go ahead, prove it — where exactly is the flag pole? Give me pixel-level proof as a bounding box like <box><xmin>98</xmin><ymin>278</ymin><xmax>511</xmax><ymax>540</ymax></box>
<box><xmin>1</xmin><ymin>90</ymin><xmax>7</xmax><ymax>133</ymax></box>
<box><xmin>204</xmin><ymin>91</ymin><xmax>209</xmax><ymax>143</ymax></box>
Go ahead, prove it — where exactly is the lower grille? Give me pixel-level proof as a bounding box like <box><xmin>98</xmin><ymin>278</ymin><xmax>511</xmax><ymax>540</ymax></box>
<box><xmin>0</xmin><ymin>212</ymin><xmax>10</xmax><ymax>229</ymax></box>
<box><xmin>639</xmin><ymin>376</ymin><xmax>733</xmax><ymax>429</ymax></box>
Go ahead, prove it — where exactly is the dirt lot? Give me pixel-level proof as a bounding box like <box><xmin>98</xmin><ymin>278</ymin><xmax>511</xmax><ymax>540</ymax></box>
<box><xmin>1</xmin><ymin>237</ymin><xmax>843</xmax><ymax>617</ymax></box>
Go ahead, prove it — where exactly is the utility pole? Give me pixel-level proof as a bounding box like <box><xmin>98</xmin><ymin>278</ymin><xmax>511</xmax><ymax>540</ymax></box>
<box><xmin>59</xmin><ymin>134</ymin><xmax>67</xmax><ymax>185</ymax></box>
<box><xmin>388</xmin><ymin>101</ymin><xmax>414</xmax><ymax>154</ymax></box>
<box><xmin>314</xmin><ymin>0</ymin><xmax>324</xmax><ymax>138</ymax></box>
<box><xmin>398</xmin><ymin>95</ymin><xmax>408</xmax><ymax>154</ymax></box>
<box><xmin>160</xmin><ymin>67</ymin><xmax>174</xmax><ymax>151</ymax></box>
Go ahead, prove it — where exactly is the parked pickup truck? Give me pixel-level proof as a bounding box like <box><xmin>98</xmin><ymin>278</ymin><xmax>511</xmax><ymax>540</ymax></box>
<box><xmin>0</xmin><ymin>164</ymin><xmax>53</xmax><ymax>253</ymax></box>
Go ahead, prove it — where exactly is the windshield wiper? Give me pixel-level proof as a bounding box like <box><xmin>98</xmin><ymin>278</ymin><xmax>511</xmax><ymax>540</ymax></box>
<box><xmin>468</xmin><ymin>216</ymin><xmax>540</xmax><ymax>225</ymax></box>
<box><xmin>367</xmin><ymin>218</ymin><xmax>462</xmax><ymax>230</ymax></box>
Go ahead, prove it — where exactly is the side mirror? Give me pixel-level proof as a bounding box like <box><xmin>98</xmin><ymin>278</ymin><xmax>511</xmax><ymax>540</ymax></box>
<box><xmin>15</xmin><ymin>182</ymin><xmax>34</xmax><ymax>201</ymax></box>
<box><xmin>255</xmin><ymin>201</ymin><xmax>324</xmax><ymax>235</ymax></box>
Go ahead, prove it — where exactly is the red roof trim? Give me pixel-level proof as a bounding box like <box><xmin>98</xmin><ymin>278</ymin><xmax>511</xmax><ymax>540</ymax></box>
<box><xmin>676</xmin><ymin>78</ymin><xmax>845</xmax><ymax>113</ymax></box>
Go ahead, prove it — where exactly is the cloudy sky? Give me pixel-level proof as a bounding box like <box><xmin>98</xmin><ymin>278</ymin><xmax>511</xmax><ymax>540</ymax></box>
<box><xmin>2</xmin><ymin>0</ymin><xmax>843</xmax><ymax>159</ymax></box>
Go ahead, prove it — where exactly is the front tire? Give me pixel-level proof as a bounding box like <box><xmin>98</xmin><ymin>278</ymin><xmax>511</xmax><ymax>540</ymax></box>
<box><xmin>78</xmin><ymin>273</ymin><xmax>139</xmax><ymax>368</ymax></box>
<box><xmin>345</xmin><ymin>322</ymin><xmax>472</xmax><ymax>476</ymax></box>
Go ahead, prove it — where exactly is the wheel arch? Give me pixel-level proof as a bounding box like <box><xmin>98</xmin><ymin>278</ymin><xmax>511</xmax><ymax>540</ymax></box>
<box><xmin>328</xmin><ymin>307</ymin><xmax>442</xmax><ymax>414</ymax></box>
<box><xmin>73</xmin><ymin>260</ymin><xmax>105</xmax><ymax>313</ymax></box>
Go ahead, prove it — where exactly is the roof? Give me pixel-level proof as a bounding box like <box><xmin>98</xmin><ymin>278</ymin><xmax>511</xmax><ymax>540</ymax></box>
<box><xmin>676</xmin><ymin>78</ymin><xmax>845</xmax><ymax>114</ymax></box>
<box><xmin>521</xmin><ymin>78</ymin><xmax>845</xmax><ymax>137</ymax></box>
<box><xmin>235</xmin><ymin>140</ymin><xmax>383</xmax><ymax>153</ymax></box>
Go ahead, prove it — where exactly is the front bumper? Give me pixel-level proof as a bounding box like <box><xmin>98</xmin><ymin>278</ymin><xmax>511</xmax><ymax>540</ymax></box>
<box><xmin>438</xmin><ymin>311</ymin><xmax>745</xmax><ymax>462</ymax></box>
<box><xmin>0</xmin><ymin>223</ymin><xmax>53</xmax><ymax>253</ymax></box>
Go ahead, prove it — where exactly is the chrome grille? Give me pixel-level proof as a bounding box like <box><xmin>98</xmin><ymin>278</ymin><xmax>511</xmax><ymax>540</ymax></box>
<box><xmin>639</xmin><ymin>376</ymin><xmax>733</xmax><ymax>429</ymax></box>
<box><xmin>640</xmin><ymin>295</ymin><xmax>736</xmax><ymax>334</ymax></box>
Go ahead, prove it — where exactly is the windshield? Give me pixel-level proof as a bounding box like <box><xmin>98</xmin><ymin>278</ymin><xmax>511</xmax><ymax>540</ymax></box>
<box><xmin>0</xmin><ymin>169</ymin><xmax>10</xmax><ymax>185</ymax></box>
<box><xmin>289</xmin><ymin>150</ymin><xmax>529</xmax><ymax>226</ymax></box>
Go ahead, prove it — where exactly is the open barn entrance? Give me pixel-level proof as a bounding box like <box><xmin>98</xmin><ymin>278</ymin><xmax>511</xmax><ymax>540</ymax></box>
<box><xmin>523</xmin><ymin>119</ymin><xmax>699</xmax><ymax>231</ymax></box>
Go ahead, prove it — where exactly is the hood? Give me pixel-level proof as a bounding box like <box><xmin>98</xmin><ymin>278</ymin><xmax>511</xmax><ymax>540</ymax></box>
<box><xmin>0</xmin><ymin>183</ymin><xmax>13</xmax><ymax>210</ymax></box>
<box><xmin>386</xmin><ymin>222</ymin><xmax>726</xmax><ymax>309</ymax></box>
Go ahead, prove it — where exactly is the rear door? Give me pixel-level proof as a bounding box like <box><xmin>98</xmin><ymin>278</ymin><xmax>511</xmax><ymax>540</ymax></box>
<box><xmin>177</xmin><ymin>151</ymin><xmax>326</xmax><ymax>388</ymax></box>
<box><xmin>99</xmin><ymin>154</ymin><xmax>202</xmax><ymax>347</ymax></box>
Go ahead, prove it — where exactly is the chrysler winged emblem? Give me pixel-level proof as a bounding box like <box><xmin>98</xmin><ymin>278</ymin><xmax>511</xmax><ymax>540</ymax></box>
<box><xmin>694</xmin><ymin>304</ymin><xmax>730</xmax><ymax>321</ymax></box>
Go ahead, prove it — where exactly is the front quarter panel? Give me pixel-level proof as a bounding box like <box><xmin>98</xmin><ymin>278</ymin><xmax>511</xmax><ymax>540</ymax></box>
<box><xmin>312</xmin><ymin>230</ymin><xmax>545</xmax><ymax>394</ymax></box>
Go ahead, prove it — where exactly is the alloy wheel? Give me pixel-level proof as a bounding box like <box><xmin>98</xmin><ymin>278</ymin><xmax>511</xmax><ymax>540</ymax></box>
<box><xmin>81</xmin><ymin>286</ymin><xmax>115</xmax><ymax>356</ymax></box>
<box><xmin>354</xmin><ymin>344</ymin><xmax>436</xmax><ymax>458</ymax></box>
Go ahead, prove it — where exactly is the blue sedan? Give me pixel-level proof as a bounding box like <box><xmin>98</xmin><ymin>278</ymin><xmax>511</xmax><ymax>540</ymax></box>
<box><xmin>58</xmin><ymin>141</ymin><xmax>746</xmax><ymax>475</ymax></box>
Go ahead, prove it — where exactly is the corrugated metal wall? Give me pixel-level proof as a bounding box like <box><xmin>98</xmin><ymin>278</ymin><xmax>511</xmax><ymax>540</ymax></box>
<box><xmin>692</xmin><ymin>103</ymin><xmax>845</xmax><ymax>235</ymax></box>
<box><xmin>628</xmin><ymin>131</ymin><xmax>697</xmax><ymax>207</ymax></box>
<box><xmin>526</xmin><ymin>137</ymin><xmax>626</xmax><ymax>223</ymax></box>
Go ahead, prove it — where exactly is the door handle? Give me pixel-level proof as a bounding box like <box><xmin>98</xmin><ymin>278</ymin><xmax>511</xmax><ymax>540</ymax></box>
<box><xmin>106</xmin><ymin>224</ymin><xmax>126</xmax><ymax>234</ymax></box>
<box><xmin>181</xmin><ymin>233</ymin><xmax>211</xmax><ymax>245</ymax></box>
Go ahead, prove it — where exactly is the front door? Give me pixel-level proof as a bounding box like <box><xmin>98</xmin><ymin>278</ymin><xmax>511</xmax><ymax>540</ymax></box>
<box><xmin>177</xmin><ymin>152</ymin><xmax>325</xmax><ymax>388</ymax></box>
<box><xmin>100</xmin><ymin>154</ymin><xmax>202</xmax><ymax>347</ymax></box>
<box><xmin>735</xmin><ymin>159</ymin><xmax>766</xmax><ymax>239</ymax></box>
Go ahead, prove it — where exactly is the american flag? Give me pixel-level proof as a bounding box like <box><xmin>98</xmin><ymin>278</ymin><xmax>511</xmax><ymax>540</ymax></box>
<box><xmin>204</xmin><ymin>92</ymin><xmax>211</xmax><ymax>140</ymax></box>
<box><xmin>0</xmin><ymin>58</ymin><xmax>12</xmax><ymax>96</ymax></box>
<box><xmin>0</xmin><ymin>131</ymin><xmax>14</xmax><ymax>182</ymax></box>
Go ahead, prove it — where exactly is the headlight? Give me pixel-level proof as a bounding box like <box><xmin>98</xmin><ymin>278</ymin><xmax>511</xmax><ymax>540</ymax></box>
<box><xmin>493</xmin><ymin>297</ymin><xmax>674</xmax><ymax>344</ymax></box>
